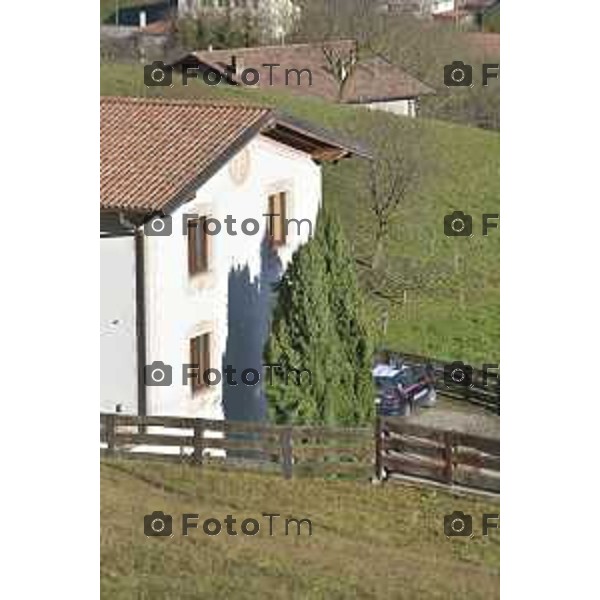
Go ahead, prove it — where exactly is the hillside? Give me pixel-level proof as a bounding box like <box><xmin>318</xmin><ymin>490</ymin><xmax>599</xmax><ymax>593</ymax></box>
<box><xmin>101</xmin><ymin>459</ymin><xmax>500</xmax><ymax>599</ymax></box>
<box><xmin>100</xmin><ymin>62</ymin><xmax>499</xmax><ymax>364</ymax></box>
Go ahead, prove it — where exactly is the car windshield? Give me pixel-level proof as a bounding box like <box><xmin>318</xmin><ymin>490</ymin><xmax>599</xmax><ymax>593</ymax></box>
<box><xmin>375</xmin><ymin>367</ymin><xmax>421</xmax><ymax>388</ymax></box>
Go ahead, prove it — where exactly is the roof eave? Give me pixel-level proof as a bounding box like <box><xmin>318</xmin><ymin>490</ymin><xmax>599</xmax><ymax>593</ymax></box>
<box><xmin>264</xmin><ymin>115</ymin><xmax>372</xmax><ymax>161</ymax></box>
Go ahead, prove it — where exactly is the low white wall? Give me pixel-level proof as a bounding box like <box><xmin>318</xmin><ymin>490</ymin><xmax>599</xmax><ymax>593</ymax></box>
<box><xmin>364</xmin><ymin>98</ymin><xmax>417</xmax><ymax>117</ymax></box>
<box><xmin>100</xmin><ymin>236</ymin><xmax>138</xmax><ymax>414</ymax></box>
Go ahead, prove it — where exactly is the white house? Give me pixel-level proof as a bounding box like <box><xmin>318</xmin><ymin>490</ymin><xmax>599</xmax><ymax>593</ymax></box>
<box><xmin>177</xmin><ymin>0</ymin><xmax>300</xmax><ymax>42</ymax></box>
<box><xmin>100</xmin><ymin>96</ymin><xmax>362</xmax><ymax>423</ymax></box>
<box><xmin>431</xmin><ymin>0</ymin><xmax>455</xmax><ymax>14</ymax></box>
<box><xmin>382</xmin><ymin>0</ymin><xmax>455</xmax><ymax>16</ymax></box>
<box><xmin>172</xmin><ymin>40</ymin><xmax>434</xmax><ymax>118</ymax></box>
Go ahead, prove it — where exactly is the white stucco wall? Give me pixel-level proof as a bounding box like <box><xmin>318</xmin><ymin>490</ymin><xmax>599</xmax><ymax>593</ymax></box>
<box><xmin>100</xmin><ymin>134</ymin><xmax>322</xmax><ymax>422</ymax></box>
<box><xmin>100</xmin><ymin>236</ymin><xmax>137</xmax><ymax>414</ymax></box>
<box><xmin>431</xmin><ymin>0</ymin><xmax>455</xmax><ymax>15</ymax></box>
<box><xmin>364</xmin><ymin>98</ymin><xmax>417</xmax><ymax>117</ymax></box>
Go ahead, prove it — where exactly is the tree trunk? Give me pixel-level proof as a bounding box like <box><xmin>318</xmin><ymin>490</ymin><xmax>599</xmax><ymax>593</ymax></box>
<box><xmin>371</xmin><ymin>236</ymin><xmax>386</xmax><ymax>271</ymax></box>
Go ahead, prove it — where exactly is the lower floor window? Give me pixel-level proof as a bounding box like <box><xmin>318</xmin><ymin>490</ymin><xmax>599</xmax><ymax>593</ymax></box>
<box><xmin>190</xmin><ymin>333</ymin><xmax>211</xmax><ymax>394</ymax></box>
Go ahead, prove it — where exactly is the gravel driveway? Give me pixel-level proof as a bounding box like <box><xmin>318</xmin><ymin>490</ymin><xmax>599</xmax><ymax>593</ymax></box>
<box><xmin>406</xmin><ymin>395</ymin><xmax>500</xmax><ymax>439</ymax></box>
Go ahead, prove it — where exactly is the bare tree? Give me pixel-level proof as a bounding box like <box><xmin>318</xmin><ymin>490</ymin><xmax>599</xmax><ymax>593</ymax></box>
<box><xmin>358</xmin><ymin>116</ymin><xmax>425</xmax><ymax>270</ymax></box>
<box><xmin>294</xmin><ymin>0</ymin><xmax>383</xmax><ymax>47</ymax></box>
<box><xmin>322</xmin><ymin>44</ymin><xmax>359</xmax><ymax>101</ymax></box>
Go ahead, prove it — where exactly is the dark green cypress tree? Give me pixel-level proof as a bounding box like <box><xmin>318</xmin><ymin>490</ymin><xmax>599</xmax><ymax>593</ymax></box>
<box><xmin>265</xmin><ymin>206</ymin><xmax>374</xmax><ymax>425</ymax></box>
<box><xmin>265</xmin><ymin>237</ymin><xmax>338</xmax><ymax>424</ymax></box>
<box><xmin>316</xmin><ymin>206</ymin><xmax>375</xmax><ymax>425</ymax></box>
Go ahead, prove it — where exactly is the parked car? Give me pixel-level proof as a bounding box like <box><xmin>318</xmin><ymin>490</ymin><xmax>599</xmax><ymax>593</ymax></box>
<box><xmin>373</xmin><ymin>362</ymin><xmax>437</xmax><ymax>416</ymax></box>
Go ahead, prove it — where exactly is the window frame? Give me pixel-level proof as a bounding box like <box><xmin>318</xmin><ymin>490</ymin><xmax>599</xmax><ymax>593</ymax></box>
<box><xmin>187</xmin><ymin>216</ymin><xmax>209</xmax><ymax>275</ymax></box>
<box><xmin>267</xmin><ymin>191</ymin><xmax>287</xmax><ymax>247</ymax></box>
<box><xmin>189</xmin><ymin>333</ymin><xmax>211</xmax><ymax>395</ymax></box>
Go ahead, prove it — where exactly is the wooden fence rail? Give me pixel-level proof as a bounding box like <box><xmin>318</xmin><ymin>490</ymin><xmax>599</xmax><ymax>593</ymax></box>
<box><xmin>101</xmin><ymin>414</ymin><xmax>500</xmax><ymax>494</ymax></box>
<box><xmin>100</xmin><ymin>413</ymin><xmax>373</xmax><ymax>480</ymax></box>
<box><xmin>375</xmin><ymin>417</ymin><xmax>500</xmax><ymax>493</ymax></box>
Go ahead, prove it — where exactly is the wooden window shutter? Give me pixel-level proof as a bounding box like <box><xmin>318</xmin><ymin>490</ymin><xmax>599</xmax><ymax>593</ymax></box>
<box><xmin>200</xmin><ymin>333</ymin><xmax>210</xmax><ymax>379</ymax></box>
<box><xmin>188</xmin><ymin>217</ymin><xmax>209</xmax><ymax>275</ymax></box>
<box><xmin>190</xmin><ymin>336</ymin><xmax>200</xmax><ymax>393</ymax></box>
<box><xmin>190</xmin><ymin>333</ymin><xmax>211</xmax><ymax>394</ymax></box>
<box><xmin>268</xmin><ymin>192</ymin><xmax>287</xmax><ymax>246</ymax></box>
<box><xmin>188</xmin><ymin>219</ymin><xmax>198</xmax><ymax>274</ymax></box>
<box><xmin>199</xmin><ymin>216</ymin><xmax>209</xmax><ymax>272</ymax></box>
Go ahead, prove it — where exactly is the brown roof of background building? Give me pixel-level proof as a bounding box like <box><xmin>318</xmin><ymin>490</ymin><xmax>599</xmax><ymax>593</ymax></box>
<box><xmin>140</xmin><ymin>19</ymin><xmax>175</xmax><ymax>34</ymax></box>
<box><xmin>174</xmin><ymin>40</ymin><xmax>434</xmax><ymax>104</ymax></box>
<box><xmin>464</xmin><ymin>33</ymin><xmax>500</xmax><ymax>58</ymax></box>
<box><xmin>101</xmin><ymin>96</ymin><xmax>363</xmax><ymax>215</ymax></box>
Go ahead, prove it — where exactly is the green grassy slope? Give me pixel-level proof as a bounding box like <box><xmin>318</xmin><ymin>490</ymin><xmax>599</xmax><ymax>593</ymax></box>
<box><xmin>483</xmin><ymin>6</ymin><xmax>500</xmax><ymax>34</ymax></box>
<box><xmin>100</xmin><ymin>63</ymin><xmax>499</xmax><ymax>364</ymax></box>
<box><xmin>101</xmin><ymin>459</ymin><xmax>499</xmax><ymax>599</ymax></box>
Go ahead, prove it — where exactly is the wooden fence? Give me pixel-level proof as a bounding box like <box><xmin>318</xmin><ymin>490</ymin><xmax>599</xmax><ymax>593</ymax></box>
<box><xmin>100</xmin><ymin>413</ymin><xmax>373</xmax><ymax>480</ymax></box>
<box><xmin>376</xmin><ymin>349</ymin><xmax>500</xmax><ymax>414</ymax></box>
<box><xmin>101</xmin><ymin>413</ymin><xmax>499</xmax><ymax>494</ymax></box>
<box><xmin>375</xmin><ymin>417</ymin><xmax>500</xmax><ymax>493</ymax></box>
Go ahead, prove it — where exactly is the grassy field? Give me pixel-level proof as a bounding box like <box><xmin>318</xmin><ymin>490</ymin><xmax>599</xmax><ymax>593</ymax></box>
<box><xmin>101</xmin><ymin>458</ymin><xmax>499</xmax><ymax>599</ymax></box>
<box><xmin>100</xmin><ymin>62</ymin><xmax>499</xmax><ymax>364</ymax></box>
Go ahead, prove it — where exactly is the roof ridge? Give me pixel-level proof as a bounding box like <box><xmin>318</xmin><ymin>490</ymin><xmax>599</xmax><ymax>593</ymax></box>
<box><xmin>100</xmin><ymin>95</ymin><xmax>274</xmax><ymax>111</ymax></box>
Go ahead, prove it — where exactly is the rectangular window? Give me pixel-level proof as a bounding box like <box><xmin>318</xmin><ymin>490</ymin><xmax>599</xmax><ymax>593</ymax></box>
<box><xmin>267</xmin><ymin>192</ymin><xmax>287</xmax><ymax>247</ymax></box>
<box><xmin>188</xmin><ymin>217</ymin><xmax>209</xmax><ymax>275</ymax></box>
<box><xmin>190</xmin><ymin>333</ymin><xmax>211</xmax><ymax>394</ymax></box>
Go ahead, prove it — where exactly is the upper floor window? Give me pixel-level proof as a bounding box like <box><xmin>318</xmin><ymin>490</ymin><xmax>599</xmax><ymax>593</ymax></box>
<box><xmin>188</xmin><ymin>217</ymin><xmax>209</xmax><ymax>275</ymax></box>
<box><xmin>267</xmin><ymin>192</ymin><xmax>287</xmax><ymax>247</ymax></box>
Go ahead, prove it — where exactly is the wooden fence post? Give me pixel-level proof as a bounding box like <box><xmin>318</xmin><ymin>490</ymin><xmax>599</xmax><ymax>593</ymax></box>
<box><xmin>193</xmin><ymin>421</ymin><xmax>204</xmax><ymax>466</ymax></box>
<box><xmin>375</xmin><ymin>416</ymin><xmax>384</xmax><ymax>481</ymax></box>
<box><xmin>106</xmin><ymin>413</ymin><xmax>116</xmax><ymax>456</ymax></box>
<box><xmin>280</xmin><ymin>426</ymin><xmax>293</xmax><ymax>480</ymax></box>
<box><xmin>443</xmin><ymin>431</ymin><xmax>454</xmax><ymax>484</ymax></box>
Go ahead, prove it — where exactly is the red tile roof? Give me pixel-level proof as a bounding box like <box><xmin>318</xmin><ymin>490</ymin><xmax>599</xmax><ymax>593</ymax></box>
<box><xmin>101</xmin><ymin>96</ymin><xmax>364</xmax><ymax>215</ymax></box>
<box><xmin>101</xmin><ymin>97</ymin><xmax>271</xmax><ymax>213</ymax></box>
